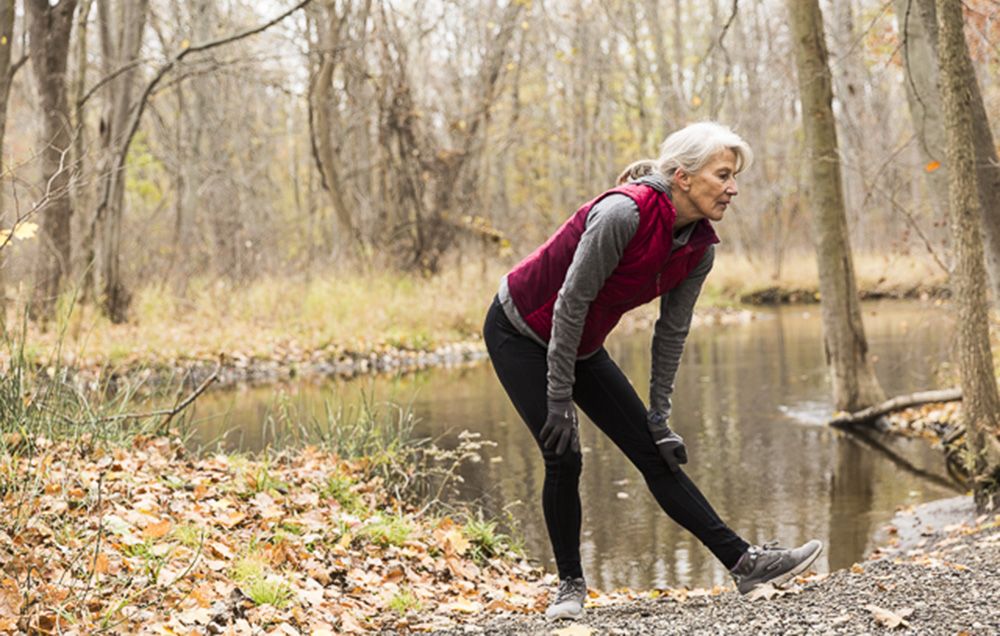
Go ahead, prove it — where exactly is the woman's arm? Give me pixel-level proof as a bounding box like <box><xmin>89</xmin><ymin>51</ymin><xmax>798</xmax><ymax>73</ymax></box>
<box><xmin>649</xmin><ymin>245</ymin><xmax>715</xmax><ymax>418</ymax></box>
<box><xmin>546</xmin><ymin>195</ymin><xmax>639</xmax><ymax>402</ymax></box>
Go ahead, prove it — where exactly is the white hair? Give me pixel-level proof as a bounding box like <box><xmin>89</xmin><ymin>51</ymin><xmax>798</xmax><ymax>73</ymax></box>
<box><xmin>617</xmin><ymin>121</ymin><xmax>754</xmax><ymax>185</ymax></box>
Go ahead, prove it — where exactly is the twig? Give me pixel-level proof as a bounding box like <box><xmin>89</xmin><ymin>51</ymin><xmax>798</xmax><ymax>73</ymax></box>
<box><xmin>159</xmin><ymin>363</ymin><xmax>221</xmax><ymax>429</ymax></box>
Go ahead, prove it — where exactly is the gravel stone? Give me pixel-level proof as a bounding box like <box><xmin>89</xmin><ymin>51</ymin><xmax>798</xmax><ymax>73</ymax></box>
<box><xmin>412</xmin><ymin>500</ymin><xmax>999</xmax><ymax>636</ymax></box>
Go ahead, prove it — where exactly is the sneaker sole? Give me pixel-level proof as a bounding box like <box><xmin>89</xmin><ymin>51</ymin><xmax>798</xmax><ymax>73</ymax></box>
<box><xmin>545</xmin><ymin>606</ymin><xmax>583</xmax><ymax>620</ymax></box>
<box><xmin>766</xmin><ymin>540</ymin><xmax>823</xmax><ymax>590</ymax></box>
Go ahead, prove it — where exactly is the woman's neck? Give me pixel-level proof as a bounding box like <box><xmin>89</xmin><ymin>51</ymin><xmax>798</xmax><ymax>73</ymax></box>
<box><xmin>672</xmin><ymin>192</ymin><xmax>699</xmax><ymax>229</ymax></box>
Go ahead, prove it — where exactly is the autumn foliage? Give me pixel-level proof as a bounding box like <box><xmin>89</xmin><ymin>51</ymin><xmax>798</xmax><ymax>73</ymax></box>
<box><xmin>0</xmin><ymin>436</ymin><xmax>549</xmax><ymax>634</ymax></box>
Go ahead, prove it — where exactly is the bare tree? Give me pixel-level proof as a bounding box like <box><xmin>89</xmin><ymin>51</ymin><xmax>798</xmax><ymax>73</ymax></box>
<box><xmin>309</xmin><ymin>0</ymin><xmax>364</xmax><ymax>253</ymax></box>
<box><xmin>935</xmin><ymin>0</ymin><xmax>1000</xmax><ymax>511</ymax></box>
<box><xmin>896</xmin><ymin>0</ymin><xmax>1000</xmax><ymax>310</ymax></box>
<box><xmin>786</xmin><ymin>0</ymin><xmax>885</xmax><ymax>411</ymax></box>
<box><xmin>86</xmin><ymin>0</ymin><xmax>149</xmax><ymax>322</ymax></box>
<box><xmin>372</xmin><ymin>0</ymin><xmax>523</xmax><ymax>272</ymax></box>
<box><xmin>0</xmin><ymin>0</ymin><xmax>28</xmax><ymax>303</ymax></box>
<box><xmin>27</xmin><ymin>0</ymin><xmax>79</xmax><ymax>320</ymax></box>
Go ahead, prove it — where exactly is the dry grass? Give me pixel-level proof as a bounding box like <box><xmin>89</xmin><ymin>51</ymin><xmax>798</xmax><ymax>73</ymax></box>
<box><xmin>8</xmin><ymin>252</ymin><xmax>948</xmax><ymax>367</ymax></box>
<box><xmin>12</xmin><ymin>263</ymin><xmax>507</xmax><ymax>366</ymax></box>
<box><xmin>702</xmin><ymin>251</ymin><xmax>948</xmax><ymax>305</ymax></box>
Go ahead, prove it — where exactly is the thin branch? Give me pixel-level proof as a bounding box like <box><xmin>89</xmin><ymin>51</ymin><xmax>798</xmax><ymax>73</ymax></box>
<box><xmin>94</xmin><ymin>0</ymin><xmax>314</xmax><ymax>233</ymax></box>
<box><xmin>158</xmin><ymin>364</ymin><xmax>220</xmax><ymax>429</ymax></box>
<box><xmin>77</xmin><ymin>57</ymin><xmax>150</xmax><ymax>107</ymax></box>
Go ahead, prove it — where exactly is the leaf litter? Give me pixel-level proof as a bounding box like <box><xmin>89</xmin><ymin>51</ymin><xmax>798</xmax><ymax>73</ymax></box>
<box><xmin>0</xmin><ymin>435</ymin><xmax>550</xmax><ymax>634</ymax></box>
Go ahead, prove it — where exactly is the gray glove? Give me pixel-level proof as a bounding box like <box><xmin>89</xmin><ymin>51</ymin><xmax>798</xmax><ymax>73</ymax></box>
<box><xmin>647</xmin><ymin>411</ymin><xmax>687</xmax><ymax>472</ymax></box>
<box><xmin>540</xmin><ymin>398</ymin><xmax>580</xmax><ymax>455</ymax></box>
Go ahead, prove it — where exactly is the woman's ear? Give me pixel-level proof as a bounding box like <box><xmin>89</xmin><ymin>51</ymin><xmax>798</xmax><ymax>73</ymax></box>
<box><xmin>674</xmin><ymin>169</ymin><xmax>691</xmax><ymax>193</ymax></box>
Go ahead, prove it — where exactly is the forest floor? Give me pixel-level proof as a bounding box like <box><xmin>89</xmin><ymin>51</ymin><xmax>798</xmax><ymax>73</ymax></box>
<box><xmin>1</xmin><ymin>430</ymin><xmax>994</xmax><ymax>635</ymax></box>
<box><xmin>1</xmin><ymin>398</ymin><xmax>991</xmax><ymax>635</ymax></box>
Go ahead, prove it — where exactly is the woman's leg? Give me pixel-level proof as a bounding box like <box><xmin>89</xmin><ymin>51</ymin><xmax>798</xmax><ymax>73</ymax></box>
<box><xmin>572</xmin><ymin>348</ymin><xmax>749</xmax><ymax>569</ymax></box>
<box><xmin>483</xmin><ymin>299</ymin><xmax>584</xmax><ymax>580</ymax></box>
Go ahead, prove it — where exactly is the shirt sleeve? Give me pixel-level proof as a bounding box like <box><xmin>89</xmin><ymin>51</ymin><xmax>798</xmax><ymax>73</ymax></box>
<box><xmin>649</xmin><ymin>245</ymin><xmax>715</xmax><ymax>418</ymax></box>
<box><xmin>546</xmin><ymin>194</ymin><xmax>639</xmax><ymax>402</ymax></box>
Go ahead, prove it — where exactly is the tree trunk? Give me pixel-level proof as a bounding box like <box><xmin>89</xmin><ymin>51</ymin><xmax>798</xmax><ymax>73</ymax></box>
<box><xmin>0</xmin><ymin>0</ymin><xmax>25</xmax><ymax>304</ymax></box>
<box><xmin>935</xmin><ymin>0</ymin><xmax>1000</xmax><ymax>512</ymax></box>
<box><xmin>27</xmin><ymin>0</ymin><xmax>79</xmax><ymax>321</ymax></box>
<box><xmin>72</xmin><ymin>0</ymin><xmax>95</xmax><ymax>304</ymax></box>
<box><xmin>643</xmin><ymin>0</ymin><xmax>681</xmax><ymax>138</ymax></box>
<box><xmin>827</xmin><ymin>0</ymin><xmax>869</xmax><ymax>246</ymax></box>
<box><xmin>786</xmin><ymin>0</ymin><xmax>884</xmax><ymax>412</ymax></box>
<box><xmin>897</xmin><ymin>0</ymin><xmax>1000</xmax><ymax>311</ymax></box>
<box><xmin>310</xmin><ymin>0</ymin><xmax>358</xmax><ymax>251</ymax></box>
<box><xmin>93</xmin><ymin>0</ymin><xmax>147</xmax><ymax>322</ymax></box>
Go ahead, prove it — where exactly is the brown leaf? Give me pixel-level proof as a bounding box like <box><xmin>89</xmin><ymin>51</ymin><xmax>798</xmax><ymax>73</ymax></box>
<box><xmin>93</xmin><ymin>552</ymin><xmax>110</xmax><ymax>574</ymax></box>
<box><xmin>0</xmin><ymin>577</ymin><xmax>22</xmax><ymax>625</ymax></box>
<box><xmin>441</xmin><ymin>598</ymin><xmax>482</xmax><ymax>613</ymax></box>
<box><xmin>551</xmin><ymin>625</ymin><xmax>595</xmax><ymax>636</ymax></box>
<box><xmin>142</xmin><ymin>519</ymin><xmax>172</xmax><ymax>541</ymax></box>
<box><xmin>866</xmin><ymin>604</ymin><xmax>913</xmax><ymax>629</ymax></box>
<box><xmin>218</xmin><ymin>511</ymin><xmax>247</xmax><ymax>528</ymax></box>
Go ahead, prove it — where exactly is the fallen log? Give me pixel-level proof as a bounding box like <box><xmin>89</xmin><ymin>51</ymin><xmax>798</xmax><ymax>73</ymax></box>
<box><xmin>828</xmin><ymin>388</ymin><xmax>962</xmax><ymax>429</ymax></box>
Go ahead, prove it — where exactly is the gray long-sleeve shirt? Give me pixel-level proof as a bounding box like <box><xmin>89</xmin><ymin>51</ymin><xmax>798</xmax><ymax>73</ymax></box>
<box><xmin>498</xmin><ymin>173</ymin><xmax>714</xmax><ymax>419</ymax></box>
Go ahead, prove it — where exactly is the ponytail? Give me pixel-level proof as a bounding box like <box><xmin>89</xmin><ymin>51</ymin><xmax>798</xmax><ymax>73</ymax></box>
<box><xmin>616</xmin><ymin>159</ymin><xmax>659</xmax><ymax>185</ymax></box>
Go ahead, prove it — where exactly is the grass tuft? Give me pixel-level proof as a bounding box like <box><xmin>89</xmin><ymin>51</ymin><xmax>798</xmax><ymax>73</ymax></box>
<box><xmin>361</xmin><ymin>513</ymin><xmax>413</xmax><ymax>547</ymax></box>
<box><xmin>388</xmin><ymin>588</ymin><xmax>422</xmax><ymax>614</ymax></box>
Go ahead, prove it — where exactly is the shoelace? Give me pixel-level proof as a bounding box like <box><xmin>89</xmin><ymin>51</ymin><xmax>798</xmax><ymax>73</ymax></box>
<box><xmin>740</xmin><ymin>541</ymin><xmax>782</xmax><ymax>569</ymax></box>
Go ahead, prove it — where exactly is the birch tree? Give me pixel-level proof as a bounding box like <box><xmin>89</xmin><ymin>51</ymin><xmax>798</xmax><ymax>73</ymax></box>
<box><xmin>786</xmin><ymin>0</ymin><xmax>885</xmax><ymax>411</ymax></box>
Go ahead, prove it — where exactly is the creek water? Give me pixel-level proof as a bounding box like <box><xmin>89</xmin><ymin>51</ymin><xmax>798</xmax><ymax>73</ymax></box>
<box><xmin>187</xmin><ymin>300</ymin><xmax>959</xmax><ymax>591</ymax></box>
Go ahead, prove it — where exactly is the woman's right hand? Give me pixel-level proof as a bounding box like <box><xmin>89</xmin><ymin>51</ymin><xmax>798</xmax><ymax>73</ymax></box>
<box><xmin>541</xmin><ymin>399</ymin><xmax>580</xmax><ymax>455</ymax></box>
<box><xmin>647</xmin><ymin>411</ymin><xmax>688</xmax><ymax>472</ymax></box>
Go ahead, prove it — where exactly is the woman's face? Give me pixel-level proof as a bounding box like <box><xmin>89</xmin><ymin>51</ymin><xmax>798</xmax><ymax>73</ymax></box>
<box><xmin>676</xmin><ymin>149</ymin><xmax>739</xmax><ymax>223</ymax></box>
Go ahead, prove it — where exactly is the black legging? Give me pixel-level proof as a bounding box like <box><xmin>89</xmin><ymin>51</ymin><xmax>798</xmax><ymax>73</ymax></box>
<box><xmin>483</xmin><ymin>297</ymin><xmax>748</xmax><ymax>579</ymax></box>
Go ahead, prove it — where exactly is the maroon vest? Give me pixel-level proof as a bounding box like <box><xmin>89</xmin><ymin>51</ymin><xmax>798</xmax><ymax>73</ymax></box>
<box><xmin>506</xmin><ymin>183</ymin><xmax>719</xmax><ymax>356</ymax></box>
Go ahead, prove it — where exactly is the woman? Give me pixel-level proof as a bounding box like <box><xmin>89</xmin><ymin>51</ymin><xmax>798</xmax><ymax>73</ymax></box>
<box><xmin>482</xmin><ymin>122</ymin><xmax>822</xmax><ymax>619</ymax></box>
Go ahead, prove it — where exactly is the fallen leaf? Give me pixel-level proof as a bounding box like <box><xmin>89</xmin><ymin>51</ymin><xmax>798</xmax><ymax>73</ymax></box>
<box><xmin>93</xmin><ymin>552</ymin><xmax>110</xmax><ymax>574</ymax></box>
<box><xmin>866</xmin><ymin>604</ymin><xmax>913</xmax><ymax>629</ymax></box>
<box><xmin>0</xmin><ymin>578</ymin><xmax>22</xmax><ymax>625</ymax></box>
<box><xmin>142</xmin><ymin>518</ymin><xmax>172</xmax><ymax>540</ymax></box>
<box><xmin>442</xmin><ymin>598</ymin><xmax>482</xmax><ymax>613</ymax></box>
<box><xmin>924</xmin><ymin>160</ymin><xmax>941</xmax><ymax>172</ymax></box>
<box><xmin>746</xmin><ymin>583</ymin><xmax>784</xmax><ymax>601</ymax></box>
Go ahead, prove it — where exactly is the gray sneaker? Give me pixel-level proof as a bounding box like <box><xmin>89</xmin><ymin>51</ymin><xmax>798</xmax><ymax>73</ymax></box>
<box><xmin>730</xmin><ymin>540</ymin><xmax>823</xmax><ymax>595</ymax></box>
<box><xmin>545</xmin><ymin>577</ymin><xmax>587</xmax><ymax>619</ymax></box>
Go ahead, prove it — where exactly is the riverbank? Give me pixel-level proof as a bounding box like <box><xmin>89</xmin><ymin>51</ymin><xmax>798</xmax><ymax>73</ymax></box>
<box><xmin>5</xmin><ymin>253</ymin><xmax>950</xmax><ymax>392</ymax></box>
<box><xmin>425</xmin><ymin>497</ymin><xmax>999</xmax><ymax>635</ymax></box>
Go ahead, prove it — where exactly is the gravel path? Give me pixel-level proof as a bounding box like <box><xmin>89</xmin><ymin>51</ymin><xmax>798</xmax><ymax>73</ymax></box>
<box><xmin>419</xmin><ymin>497</ymin><xmax>1000</xmax><ymax>635</ymax></box>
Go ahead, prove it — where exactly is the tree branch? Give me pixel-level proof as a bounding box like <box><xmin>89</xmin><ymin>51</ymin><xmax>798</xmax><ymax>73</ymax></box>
<box><xmin>828</xmin><ymin>387</ymin><xmax>962</xmax><ymax>428</ymax></box>
<box><xmin>94</xmin><ymin>0</ymin><xmax>314</xmax><ymax>232</ymax></box>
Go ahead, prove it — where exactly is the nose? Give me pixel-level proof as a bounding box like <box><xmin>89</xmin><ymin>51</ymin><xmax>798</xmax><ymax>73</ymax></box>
<box><xmin>725</xmin><ymin>177</ymin><xmax>738</xmax><ymax>196</ymax></box>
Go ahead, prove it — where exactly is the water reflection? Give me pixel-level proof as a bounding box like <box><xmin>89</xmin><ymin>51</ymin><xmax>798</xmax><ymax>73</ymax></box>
<box><xmin>187</xmin><ymin>301</ymin><xmax>957</xmax><ymax>590</ymax></box>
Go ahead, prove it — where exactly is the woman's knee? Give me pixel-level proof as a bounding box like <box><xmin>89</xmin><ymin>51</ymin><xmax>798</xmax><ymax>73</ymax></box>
<box><xmin>543</xmin><ymin>449</ymin><xmax>583</xmax><ymax>477</ymax></box>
